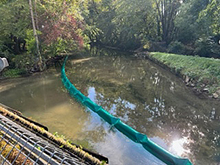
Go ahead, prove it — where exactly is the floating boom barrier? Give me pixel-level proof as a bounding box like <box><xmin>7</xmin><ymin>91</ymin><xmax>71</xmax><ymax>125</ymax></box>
<box><xmin>61</xmin><ymin>56</ymin><xmax>193</xmax><ymax>165</ymax></box>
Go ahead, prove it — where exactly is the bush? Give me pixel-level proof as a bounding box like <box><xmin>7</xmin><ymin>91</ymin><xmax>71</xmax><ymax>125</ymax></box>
<box><xmin>12</xmin><ymin>53</ymin><xmax>34</xmax><ymax>71</ymax></box>
<box><xmin>194</xmin><ymin>37</ymin><xmax>220</xmax><ymax>58</ymax></box>
<box><xmin>168</xmin><ymin>41</ymin><xmax>188</xmax><ymax>55</ymax></box>
<box><xmin>2</xmin><ymin>68</ymin><xmax>27</xmax><ymax>78</ymax></box>
<box><xmin>26</xmin><ymin>29</ymin><xmax>37</xmax><ymax>56</ymax></box>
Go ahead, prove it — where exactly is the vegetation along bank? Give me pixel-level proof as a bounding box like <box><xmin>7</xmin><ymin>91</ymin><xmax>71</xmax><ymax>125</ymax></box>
<box><xmin>139</xmin><ymin>52</ymin><xmax>220</xmax><ymax>99</ymax></box>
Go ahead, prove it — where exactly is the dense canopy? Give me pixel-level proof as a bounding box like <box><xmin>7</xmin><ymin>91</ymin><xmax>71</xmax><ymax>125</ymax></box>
<box><xmin>0</xmin><ymin>0</ymin><xmax>219</xmax><ymax>71</ymax></box>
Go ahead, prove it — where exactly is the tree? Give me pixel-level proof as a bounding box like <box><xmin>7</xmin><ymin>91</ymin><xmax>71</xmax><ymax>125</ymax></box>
<box><xmin>155</xmin><ymin>0</ymin><xmax>182</xmax><ymax>44</ymax></box>
<box><xmin>83</xmin><ymin>0</ymin><xmax>118</xmax><ymax>46</ymax></box>
<box><xmin>174</xmin><ymin>0</ymin><xmax>209</xmax><ymax>44</ymax></box>
<box><xmin>198</xmin><ymin>0</ymin><xmax>220</xmax><ymax>38</ymax></box>
<box><xmin>29</xmin><ymin>0</ymin><xmax>43</xmax><ymax>71</ymax></box>
<box><xmin>0</xmin><ymin>0</ymin><xmax>86</xmax><ymax>71</ymax></box>
<box><xmin>174</xmin><ymin>0</ymin><xmax>220</xmax><ymax>57</ymax></box>
<box><xmin>196</xmin><ymin>0</ymin><xmax>220</xmax><ymax>57</ymax></box>
<box><xmin>114</xmin><ymin>0</ymin><xmax>157</xmax><ymax>49</ymax></box>
<box><xmin>0</xmin><ymin>0</ymin><xmax>31</xmax><ymax>55</ymax></box>
<box><xmin>84</xmin><ymin>0</ymin><xmax>158</xmax><ymax>50</ymax></box>
<box><xmin>38</xmin><ymin>0</ymin><xmax>84</xmax><ymax>55</ymax></box>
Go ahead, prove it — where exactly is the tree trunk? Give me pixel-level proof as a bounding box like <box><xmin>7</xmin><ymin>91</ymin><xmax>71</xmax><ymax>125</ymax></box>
<box><xmin>156</xmin><ymin>0</ymin><xmax>181</xmax><ymax>44</ymax></box>
<box><xmin>34</xmin><ymin>0</ymin><xmax>40</xmax><ymax>31</ymax></box>
<box><xmin>29</xmin><ymin>0</ymin><xmax>43</xmax><ymax>71</ymax></box>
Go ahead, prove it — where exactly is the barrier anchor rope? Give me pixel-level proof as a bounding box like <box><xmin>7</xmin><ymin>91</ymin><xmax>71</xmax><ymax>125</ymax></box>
<box><xmin>61</xmin><ymin>56</ymin><xmax>193</xmax><ymax>165</ymax></box>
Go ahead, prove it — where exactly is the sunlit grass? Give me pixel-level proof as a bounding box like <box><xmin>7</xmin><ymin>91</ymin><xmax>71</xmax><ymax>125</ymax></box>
<box><xmin>149</xmin><ymin>52</ymin><xmax>220</xmax><ymax>95</ymax></box>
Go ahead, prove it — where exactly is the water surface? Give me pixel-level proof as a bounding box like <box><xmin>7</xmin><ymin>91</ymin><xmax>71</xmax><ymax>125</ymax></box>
<box><xmin>0</xmin><ymin>52</ymin><xmax>220</xmax><ymax>165</ymax></box>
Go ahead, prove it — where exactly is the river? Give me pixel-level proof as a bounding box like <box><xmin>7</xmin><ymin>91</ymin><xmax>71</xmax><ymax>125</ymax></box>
<box><xmin>0</xmin><ymin>50</ymin><xmax>220</xmax><ymax>165</ymax></box>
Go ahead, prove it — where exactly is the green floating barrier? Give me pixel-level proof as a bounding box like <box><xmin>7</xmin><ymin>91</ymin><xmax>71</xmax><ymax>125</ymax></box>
<box><xmin>61</xmin><ymin>56</ymin><xmax>193</xmax><ymax>165</ymax></box>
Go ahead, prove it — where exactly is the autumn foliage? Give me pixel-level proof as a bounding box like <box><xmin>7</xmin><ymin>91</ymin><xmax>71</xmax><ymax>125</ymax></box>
<box><xmin>39</xmin><ymin>4</ymin><xmax>84</xmax><ymax>48</ymax></box>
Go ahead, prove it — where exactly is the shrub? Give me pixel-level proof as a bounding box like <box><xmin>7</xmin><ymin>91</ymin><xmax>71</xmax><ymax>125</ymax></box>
<box><xmin>194</xmin><ymin>36</ymin><xmax>220</xmax><ymax>58</ymax></box>
<box><xmin>12</xmin><ymin>53</ymin><xmax>34</xmax><ymax>71</ymax></box>
<box><xmin>2</xmin><ymin>68</ymin><xmax>27</xmax><ymax>77</ymax></box>
<box><xmin>168</xmin><ymin>41</ymin><xmax>187</xmax><ymax>55</ymax></box>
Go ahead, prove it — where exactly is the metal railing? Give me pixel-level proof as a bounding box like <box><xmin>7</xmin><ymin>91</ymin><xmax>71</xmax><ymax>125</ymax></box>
<box><xmin>0</xmin><ymin>114</ymin><xmax>90</xmax><ymax>165</ymax></box>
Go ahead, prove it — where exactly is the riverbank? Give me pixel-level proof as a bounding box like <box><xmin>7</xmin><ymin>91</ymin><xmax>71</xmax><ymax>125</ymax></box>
<box><xmin>140</xmin><ymin>52</ymin><xmax>220</xmax><ymax>99</ymax></box>
<box><xmin>2</xmin><ymin>51</ymin><xmax>220</xmax><ymax>100</ymax></box>
<box><xmin>0</xmin><ymin>69</ymin><xmax>29</xmax><ymax>79</ymax></box>
<box><xmin>0</xmin><ymin>55</ymin><xmax>66</xmax><ymax>79</ymax></box>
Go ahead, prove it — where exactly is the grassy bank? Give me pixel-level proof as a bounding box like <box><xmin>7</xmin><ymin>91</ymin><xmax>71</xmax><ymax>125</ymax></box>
<box><xmin>147</xmin><ymin>52</ymin><xmax>220</xmax><ymax>99</ymax></box>
<box><xmin>1</xmin><ymin>69</ymin><xmax>28</xmax><ymax>78</ymax></box>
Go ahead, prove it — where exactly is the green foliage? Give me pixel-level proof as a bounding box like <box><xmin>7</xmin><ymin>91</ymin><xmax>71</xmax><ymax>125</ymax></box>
<box><xmin>84</xmin><ymin>0</ymin><xmax>220</xmax><ymax>55</ymax></box>
<box><xmin>0</xmin><ymin>0</ymin><xmax>31</xmax><ymax>39</ymax></box>
<box><xmin>84</xmin><ymin>0</ymin><xmax>156</xmax><ymax>50</ymax></box>
<box><xmin>83</xmin><ymin>0</ymin><xmax>117</xmax><ymax>46</ymax></box>
<box><xmin>12</xmin><ymin>53</ymin><xmax>35</xmax><ymax>71</ymax></box>
<box><xmin>168</xmin><ymin>41</ymin><xmax>187</xmax><ymax>55</ymax></box>
<box><xmin>175</xmin><ymin>0</ymin><xmax>204</xmax><ymax>43</ymax></box>
<box><xmin>100</xmin><ymin>161</ymin><xmax>107</xmax><ymax>165</ymax></box>
<box><xmin>0</xmin><ymin>0</ymin><xmax>31</xmax><ymax>57</ymax></box>
<box><xmin>53</xmin><ymin>132</ymin><xmax>66</xmax><ymax>139</ymax></box>
<box><xmin>194</xmin><ymin>37</ymin><xmax>220</xmax><ymax>57</ymax></box>
<box><xmin>149</xmin><ymin>52</ymin><xmax>220</xmax><ymax>93</ymax></box>
<box><xmin>1</xmin><ymin>0</ymin><xmax>220</xmax><ymax>69</ymax></box>
<box><xmin>0</xmin><ymin>0</ymin><xmax>86</xmax><ymax>71</ymax></box>
<box><xmin>0</xmin><ymin>0</ymin><xmax>8</xmax><ymax>5</ymax></box>
<box><xmin>113</xmin><ymin>0</ymin><xmax>156</xmax><ymax>49</ymax></box>
<box><xmin>2</xmin><ymin>68</ymin><xmax>27</xmax><ymax>78</ymax></box>
<box><xmin>44</xmin><ymin>39</ymin><xmax>74</xmax><ymax>57</ymax></box>
<box><xmin>26</xmin><ymin>29</ymin><xmax>39</xmax><ymax>55</ymax></box>
<box><xmin>198</xmin><ymin>0</ymin><xmax>220</xmax><ymax>36</ymax></box>
<box><xmin>174</xmin><ymin>0</ymin><xmax>220</xmax><ymax>58</ymax></box>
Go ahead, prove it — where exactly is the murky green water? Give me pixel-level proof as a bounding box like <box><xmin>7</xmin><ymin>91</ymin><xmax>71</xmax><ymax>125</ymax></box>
<box><xmin>0</xmin><ymin>51</ymin><xmax>220</xmax><ymax>165</ymax></box>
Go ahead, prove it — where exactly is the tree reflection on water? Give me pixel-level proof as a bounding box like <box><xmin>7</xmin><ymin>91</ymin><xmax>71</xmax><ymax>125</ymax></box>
<box><xmin>67</xmin><ymin>54</ymin><xmax>220</xmax><ymax>165</ymax></box>
<box><xmin>1</xmin><ymin>51</ymin><xmax>219</xmax><ymax>164</ymax></box>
